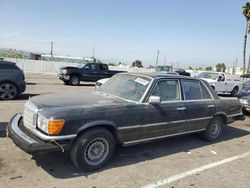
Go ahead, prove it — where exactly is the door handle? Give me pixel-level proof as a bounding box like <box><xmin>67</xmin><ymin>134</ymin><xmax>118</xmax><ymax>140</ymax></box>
<box><xmin>208</xmin><ymin>105</ymin><xmax>215</xmax><ymax>108</ymax></box>
<box><xmin>177</xmin><ymin>107</ymin><xmax>186</xmax><ymax>111</ymax></box>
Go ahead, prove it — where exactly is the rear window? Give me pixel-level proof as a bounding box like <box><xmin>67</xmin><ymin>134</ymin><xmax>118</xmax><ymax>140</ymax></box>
<box><xmin>182</xmin><ymin>80</ymin><xmax>202</xmax><ymax>100</ymax></box>
<box><xmin>0</xmin><ymin>63</ymin><xmax>18</xmax><ymax>70</ymax></box>
<box><xmin>100</xmin><ymin>64</ymin><xmax>108</xmax><ymax>71</ymax></box>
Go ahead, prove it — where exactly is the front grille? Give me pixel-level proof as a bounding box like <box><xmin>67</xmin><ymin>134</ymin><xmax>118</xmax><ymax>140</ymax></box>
<box><xmin>23</xmin><ymin>101</ymin><xmax>38</xmax><ymax>130</ymax></box>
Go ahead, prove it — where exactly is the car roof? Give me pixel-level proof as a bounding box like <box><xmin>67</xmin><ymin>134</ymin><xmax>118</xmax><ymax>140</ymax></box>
<box><xmin>0</xmin><ymin>60</ymin><xmax>16</xmax><ymax>65</ymax></box>
<box><xmin>119</xmin><ymin>72</ymin><xmax>198</xmax><ymax>80</ymax></box>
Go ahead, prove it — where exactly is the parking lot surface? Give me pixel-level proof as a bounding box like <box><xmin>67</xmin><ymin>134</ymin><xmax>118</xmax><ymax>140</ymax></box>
<box><xmin>0</xmin><ymin>73</ymin><xmax>250</xmax><ymax>188</ymax></box>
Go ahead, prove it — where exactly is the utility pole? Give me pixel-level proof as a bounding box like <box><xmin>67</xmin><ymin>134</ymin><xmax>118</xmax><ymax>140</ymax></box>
<box><xmin>247</xmin><ymin>55</ymin><xmax>250</xmax><ymax>73</ymax></box>
<box><xmin>164</xmin><ymin>54</ymin><xmax>167</xmax><ymax>66</ymax></box>
<box><xmin>50</xmin><ymin>41</ymin><xmax>54</xmax><ymax>61</ymax></box>
<box><xmin>232</xmin><ymin>61</ymin><xmax>235</xmax><ymax>75</ymax></box>
<box><xmin>50</xmin><ymin>41</ymin><xmax>53</xmax><ymax>56</ymax></box>
<box><xmin>155</xmin><ymin>50</ymin><xmax>160</xmax><ymax>67</ymax></box>
<box><xmin>92</xmin><ymin>46</ymin><xmax>95</xmax><ymax>58</ymax></box>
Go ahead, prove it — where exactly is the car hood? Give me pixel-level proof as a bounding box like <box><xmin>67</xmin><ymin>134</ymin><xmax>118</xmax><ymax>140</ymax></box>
<box><xmin>200</xmin><ymin>78</ymin><xmax>216</xmax><ymax>83</ymax></box>
<box><xmin>29</xmin><ymin>91</ymin><xmax>127</xmax><ymax>109</ymax></box>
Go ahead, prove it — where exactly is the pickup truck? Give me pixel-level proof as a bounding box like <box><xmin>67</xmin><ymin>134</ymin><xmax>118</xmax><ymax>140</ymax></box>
<box><xmin>8</xmin><ymin>73</ymin><xmax>245</xmax><ymax>172</ymax></box>
<box><xmin>197</xmin><ymin>72</ymin><xmax>243</xmax><ymax>96</ymax></box>
<box><xmin>58</xmin><ymin>63</ymin><xmax>124</xmax><ymax>85</ymax></box>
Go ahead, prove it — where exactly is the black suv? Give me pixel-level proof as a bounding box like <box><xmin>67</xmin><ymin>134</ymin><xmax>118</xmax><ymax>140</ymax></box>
<box><xmin>0</xmin><ymin>60</ymin><xmax>26</xmax><ymax>100</ymax></box>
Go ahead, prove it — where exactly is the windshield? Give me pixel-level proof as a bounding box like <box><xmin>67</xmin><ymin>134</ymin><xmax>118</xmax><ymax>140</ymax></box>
<box><xmin>101</xmin><ymin>74</ymin><xmax>152</xmax><ymax>102</ymax></box>
<box><xmin>77</xmin><ymin>63</ymin><xmax>86</xmax><ymax>68</ymax></box>
<box><xmin>155</xmin><ymin>66</ymin><xmax>173</xmax><ymax>72</ymax></box>
<box><xmin>197</xmin><ymin>72</ymin><xmax>219</xmax><ymax>80</ymax></box>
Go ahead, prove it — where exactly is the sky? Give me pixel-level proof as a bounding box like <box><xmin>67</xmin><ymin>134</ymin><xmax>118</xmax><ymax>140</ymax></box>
<box><xmin>0</xmin><ymin>0</ymin><xmax>249</xmax><ymax>68</ymax></box>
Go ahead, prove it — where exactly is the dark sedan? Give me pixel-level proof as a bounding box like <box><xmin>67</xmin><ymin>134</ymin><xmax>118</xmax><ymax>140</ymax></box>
<box><xmin>8</xmin><ymin>73</ymin><xmax>244</xmax><ymax>171</ymax></box>
<box><xmin>0</xmin><ymin>60</ymin><xmax>26</xmax><ymax>100</ymax></box>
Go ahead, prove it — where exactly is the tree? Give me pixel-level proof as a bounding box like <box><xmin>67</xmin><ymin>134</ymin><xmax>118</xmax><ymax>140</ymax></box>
<box><xmin>216</xmin><ymin>63</ymin><xmax>222</xmax><ymax>72</ymax></box>
<box><xmin>205</xmin><ymin>66</ymin><xmax>212</xmax><ymax>71</ymax></box>
<box><xmin>215</xmin><ymin>63</ymin><xmax>226</xmax><ymax>72</ymax></box>
<box><xmin>132</xmin><ymin>60</ymin><xmax>143</xmax><ymax>68</ymax></box>
<box><xmin>148</xmin><ymin>65</ymin><xmax>155</xmax><ymax>69</ymax></box>
<box><xmin>221</xmin><ymin>63</ymin><xmax>226</xmax><ymax>72</ymax></box>
<box><xmin>188</xmin><ymin>67</ymin><xmax>193</xmax><ymax>70</ymax></box>
<box><xmin>242</xmin><ymin>2</ymin><xmax>250</xmax><ymax>74</ymax></box>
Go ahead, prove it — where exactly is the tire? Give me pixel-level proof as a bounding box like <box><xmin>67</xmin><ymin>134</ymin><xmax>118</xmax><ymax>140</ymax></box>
<box><xmin>231</xmin><ymin>86</ymin><xmax>239</xmax><ymax>97</ymax></box>
<box><xmin>201</xmin><ymin>117</ymin><xmax>223</xmax><ymax>142</ymax></box>
<box><xmin>70</xmin><ymin>128</ymin><xmax>115</xmax><ymax>172</ymax></box>
<box><xmin>0</xmin><ymin>82</ymin><xmax>18</xmax><ymax>100</ymax></box>
<box><xmin>63</xmin><ymin>81</ymin><xmax>70</xmax><ymax>85</ymax></box>
<box><xmin>70</xmin><ymin>75</ymin><xmax>80</xmax><ymax>86</ymax></box>
<box><xmin>242</xmin><ymin>107</ymin><xmax>250</xmax><ymax>116</ymax></box>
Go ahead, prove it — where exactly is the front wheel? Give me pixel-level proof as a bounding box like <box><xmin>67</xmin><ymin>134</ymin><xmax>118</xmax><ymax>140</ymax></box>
<box><xmin>201</xmin><ymin>117</ymin><xmax>223</xmax><ymax>142</ymax></box>
<box><xmin>70</xmin><ymin>128</ymin><xmax>115</xmax><ymax>172</ymax></box>
<box><xmin>231</xmin><ymin>87</ymin><xmax>239</xmax><ymax>97</ymax></box>
<box><xmin>70</xmin><ymin>75</ymin><xmax>80</xmax><ymax>86</ymax></box>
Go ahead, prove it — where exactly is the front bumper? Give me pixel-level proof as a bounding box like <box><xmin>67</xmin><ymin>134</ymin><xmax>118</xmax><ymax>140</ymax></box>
<box><xmin>7</xmin><ymin>114</ymin><xmax>72</xmax><ymax>153</ymax></box>
<box><xmin>58</xmin><ymin>74</ymin><xmax>70</xmax><ymax>81</ymax></box>
<box><xmin>242</xmin><ymin>104</ymin><xmax>250</xmax><ymax>113</ymax></box>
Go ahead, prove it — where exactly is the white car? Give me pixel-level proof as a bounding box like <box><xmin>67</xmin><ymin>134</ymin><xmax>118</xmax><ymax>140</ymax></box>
<box><xmin>197</xmin><ymin>72</ymin><xmax>243</xmax><ymax>96</ymax></box>
<box><xmin>95</xmin><ymin>78</ymin><xmax>109</xmax><ymax>90</ymax></box>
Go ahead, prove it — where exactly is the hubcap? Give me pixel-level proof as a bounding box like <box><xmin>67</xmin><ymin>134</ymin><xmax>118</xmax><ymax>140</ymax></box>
<box><xmin>210</xmin><ymin>122</ymin><xmax>220</xmax><ymax>137</ymax></box>
<box><xmin>71</xmin><ymin>77</ymin><xmax>79</xmax><ymax>85</ymax></box>
<box><xmin>0</xmin><ymin>83</ymin><xmax>17</xmax><ymax>99</ymax></box>
<box><xmin>84</xmin><ymin>138</ymin><xmax>109</xmax><ymax>166</ymax></box>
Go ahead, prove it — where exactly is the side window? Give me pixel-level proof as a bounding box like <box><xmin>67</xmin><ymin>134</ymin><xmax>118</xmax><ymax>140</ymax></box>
<box><xmin>151</xmin><ymin>79</ymin><xmax>180</xmax><ymax>102</ymax></box>
<box><xmin>90</xmin><ymin>64</ymin><xmax>98</xmax><ymax>71</ymax></box>
<box><xmin>200</xmin><ymin>82</ymin><xmax>212</xmax><ymax>99</ymax></box>
<box><xmin>182</xmin><ymin>80</ymin><xmax>202</xmax><ymax>100</ymax></box>
<box><xmin>84</xmin><ymin>65</ymin><xmax>91</xmax><ymax>70</ymax></box>
<box><xmin>100</xmin><ymin>64</ymin><xmax>108</xmax><ymax>71</ymax></box>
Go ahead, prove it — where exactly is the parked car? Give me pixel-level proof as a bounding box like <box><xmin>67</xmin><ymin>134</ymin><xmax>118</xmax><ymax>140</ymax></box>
<box><xmin>58</xmin><ymin>63</ymin><xmax>124</xmax><ymax>85</ymax></box>
<box><xmin>237</xmin><ymin>84</ymin><xmax>250</xmax><ymax>98</ymax></box>
<box><xmin>0</xmin><ymin>60</ymin><xmax>26</xmax><ymax>100</ymax></box>
<box><xmin>8</xmin><ymin>73</ymin><xmax>244</xmax><ymax>171</ymax></box>
<box><xmin>239</xmin><ymin>95</ymin><xmax>250</xmax><ymax>115</ymax></box>
<box><xmin>197</xmin><ymin>72</ymin><xmax>243</xmax><ymax>96</ymax></box>
<box><xmin>174</xmin><ymin>68</ymin><xmax>191</xmax><ymax>76</ymax></box>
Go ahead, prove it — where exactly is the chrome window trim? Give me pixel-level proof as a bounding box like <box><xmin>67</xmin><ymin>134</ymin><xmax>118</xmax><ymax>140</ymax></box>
<box><xmin>199</xmin><ymin>80</ymin><xmax>214</xmax><ymax>100</ymax></box>
<box><xmin>123</xmin><ymin>129</ymin><xmax>206</xmax><ymax>145</ymax></box>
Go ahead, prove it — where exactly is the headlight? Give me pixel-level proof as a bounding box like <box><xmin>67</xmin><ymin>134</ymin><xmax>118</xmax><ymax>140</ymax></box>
<box><xmin>62</xmin><ymin>69</ymin><xmax>67</xmax><ymax>74</ymax></box>
<box><xmin>37</xmin><ymin>113</ymin><xmax>65</xmax><ymax>135</ymax></box>
<box><xmin>240</xmin><ymin>99</ymin><xmax>249</xmax><ymax>105</ymax></box>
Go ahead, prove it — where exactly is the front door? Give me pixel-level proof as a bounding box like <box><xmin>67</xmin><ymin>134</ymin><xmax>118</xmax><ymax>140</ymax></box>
<box><xmin>140</xmin><ymin>79</ymin><xmax>188</xmax><ymax>139</ymax></box>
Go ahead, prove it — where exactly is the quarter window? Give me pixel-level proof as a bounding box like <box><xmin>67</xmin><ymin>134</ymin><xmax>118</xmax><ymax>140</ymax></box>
<box><xmin>182</xmin><ymin>80</ymin><xmax>202</xmax><ymax>100</ymax></box>
<box><xmin>151</xmin><ymin>79</ymin><xmax>180</xmax><ymax>102</ymax></box>
<box><xmin>200</xmin><ymin>82</ymin><xmax>212</xmax><ymax>99</ymax></box>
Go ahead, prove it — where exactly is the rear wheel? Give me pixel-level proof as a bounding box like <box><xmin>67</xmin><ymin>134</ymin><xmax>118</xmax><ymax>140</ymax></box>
<box><xmin>0</xmin><ymin>82</ymin><xmax>18</xmax><ymax>100</ymax></box>
<box><xmin>70</xmin><ymin>128</ymin><xmax>115</xmax><ymax>172</ymax></box>
<box><xmin>201</xmin><ymin>117</ymin><xmax>223</xmax><ymax>142</ymax></box>
<box><xmin>70</xmin><ymin>75</ymin><xmax>80</xmax><ymax>86</ymax></box>
<box><xmin>231</xmin><ymin>86</ymin><xmax>239</xmax><ymax>97</ymax></box>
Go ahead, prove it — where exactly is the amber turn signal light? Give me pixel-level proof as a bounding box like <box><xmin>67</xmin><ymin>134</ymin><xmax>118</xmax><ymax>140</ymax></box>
<box><xmin>48</xmin><ymin>119</ymin><xmax>65</xmax><ymax>135</ymax></box>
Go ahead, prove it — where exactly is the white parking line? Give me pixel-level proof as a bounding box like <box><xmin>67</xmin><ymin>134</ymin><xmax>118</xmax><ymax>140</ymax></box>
<box><xmin>142</xmin><ymin>151</ymin><xmax>250</xmax><ymax>188</ymax></box>
<box><xmin>210</xmin><ymin>150</ymin><xmax>217</xmax><ymax>155</ymax></box>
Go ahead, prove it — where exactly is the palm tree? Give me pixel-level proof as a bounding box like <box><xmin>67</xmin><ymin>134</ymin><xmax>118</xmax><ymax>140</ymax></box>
<box><xmin>242</xmin><ymin>2</ymin><xmax>250</xmax><ymax>74</ymax></box>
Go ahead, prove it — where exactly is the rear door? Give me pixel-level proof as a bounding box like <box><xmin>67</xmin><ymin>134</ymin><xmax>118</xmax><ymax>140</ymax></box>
<box><xmin>140</xmin><ymin>78</ymin><xmax>188</xmax><ymax>139</ymax></box>
<box><xmin>181</xmin><ymin>79</ymin><xmax>215</xmax><ymax>131</ymax></box>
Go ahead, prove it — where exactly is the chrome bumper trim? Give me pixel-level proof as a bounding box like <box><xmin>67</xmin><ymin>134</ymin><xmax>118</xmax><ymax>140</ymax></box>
<box><xmin>10</xmin><ymin>114</ymin><xmax>37</xmax><ymax>144</ymax></box>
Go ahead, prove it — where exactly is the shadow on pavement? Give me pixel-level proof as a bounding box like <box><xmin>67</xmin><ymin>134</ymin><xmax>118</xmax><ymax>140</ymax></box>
<box><xmin>15</xmin><ymin>93</ymin><xmax>39</xmax><ymax>100</ymax></box>
<box><xmin>32</xmin><ymin>125</ymin><xmax>249</xmax><ymax>179</ymax></box>
<box><xmin>0</xmin><ymin>122</ymin><xmax>8</xmax><ymax>138</ymax></box>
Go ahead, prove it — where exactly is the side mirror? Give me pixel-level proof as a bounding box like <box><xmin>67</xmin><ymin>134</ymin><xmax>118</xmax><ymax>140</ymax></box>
<box><xmin>149</xmin><ymin>96</ymin><xmax>161</xmax><ymax>104</ymax></box>
<box><xmin>218</xmin><ymin>76</ymin><xmax>223</xmax><ymax>82</ymax></box>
